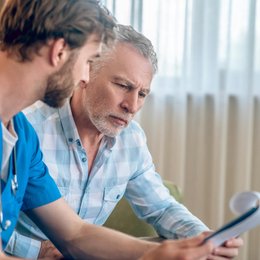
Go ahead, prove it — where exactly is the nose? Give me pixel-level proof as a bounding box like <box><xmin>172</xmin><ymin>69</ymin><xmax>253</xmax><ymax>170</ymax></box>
<box><xmin>121</xmin><ymin>92</ymin><xmax>139</xmax><ymax>114</ymax></box>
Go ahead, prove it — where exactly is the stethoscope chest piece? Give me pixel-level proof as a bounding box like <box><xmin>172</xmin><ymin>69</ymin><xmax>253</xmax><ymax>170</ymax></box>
<box><xmin>0</xmin><ymin>212</ymin><xmax>11</xmax><ymax>232</ymax></box>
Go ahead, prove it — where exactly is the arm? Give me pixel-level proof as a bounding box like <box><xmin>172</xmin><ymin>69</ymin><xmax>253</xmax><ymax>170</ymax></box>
<box><xmin>139</xmin><ymin>233</ymin><xmax>214</xmax><ymax>260</ymax></box>
<box><xmin>125</xmin><ymin>165</ymin><xmax>208</xmax><ymax>239</ymax></box>
<box><xmin>124</xmin><ymin>127</ymin><xmax>243</xmax><ymax>259</ymax></box>
<box><xmin>126</xmin><ymin>173</ymin><xmax>243</xmax><ymax>259</ymax></box>
<box><xmin>124</xmin><ymin>124</ymin><xmax>209</xmax><ymax>239</ymax></box>
<box><xmin>26</xmin><ymin>198</ymin><xmax>158</xmax><ymax>260</ymax></box>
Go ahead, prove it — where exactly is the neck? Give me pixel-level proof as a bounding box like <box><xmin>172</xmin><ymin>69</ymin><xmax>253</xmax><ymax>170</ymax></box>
<box><xmin>70</xmin><ymin>98</ymin><xmax>103</xmax><ymax>148</ymax></box>
<box><xmin>0</xmin><ymin>51</ymin><xmax>46</xmax><ymax>122</ymax></box>
<box><xmin>70</xmin><ymin>97</ymin><xmax>104</xmax><ymax>173</ymax></box>
<box><xmin>2</xmin><ymin>120</ymin><xmax>10</xmax><ymax>128</ymax></box>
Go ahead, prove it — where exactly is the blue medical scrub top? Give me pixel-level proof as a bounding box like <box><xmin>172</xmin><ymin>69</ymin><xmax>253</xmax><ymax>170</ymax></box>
<box><xmin>0</xmin><ymin>113</ymin><xmax>61</xmax><ymax>249</ymax></box>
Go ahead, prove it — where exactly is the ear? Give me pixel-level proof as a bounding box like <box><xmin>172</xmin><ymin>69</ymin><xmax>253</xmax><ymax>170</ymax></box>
<box><xmin>49</xmin><ymin>38</ymin><xmax>69</xmax><ymax>67</ymax></box>
<box><xmin>79</xmin><ymin>80</ymin><xmax>88</xmax><ymax>89</ymax></box>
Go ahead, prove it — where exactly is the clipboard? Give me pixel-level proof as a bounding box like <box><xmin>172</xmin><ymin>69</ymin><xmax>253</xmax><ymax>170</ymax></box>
<box><xmin>203</xmin><ymin>191</ymin><xmax>260</xmax><ymax>247</ymax></box>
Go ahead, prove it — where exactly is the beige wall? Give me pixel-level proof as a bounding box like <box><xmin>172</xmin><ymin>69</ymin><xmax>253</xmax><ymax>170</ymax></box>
<box><xmin>137</xmin><ymin>93</ymin><xmax>260</xmax><ymax>260</ymax></box>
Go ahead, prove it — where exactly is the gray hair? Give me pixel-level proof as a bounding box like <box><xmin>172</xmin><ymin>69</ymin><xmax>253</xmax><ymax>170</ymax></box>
<box><xmin>91</xmin><ymin>24</ymin><xmax>158</xmax><ymax>76</ymax></box>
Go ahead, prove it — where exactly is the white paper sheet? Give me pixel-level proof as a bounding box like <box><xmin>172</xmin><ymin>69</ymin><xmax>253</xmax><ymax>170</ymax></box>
<box><xmin>204</xmin><ymin>191</ymin><xmax>260</xmax><ymax>247</ymax></box>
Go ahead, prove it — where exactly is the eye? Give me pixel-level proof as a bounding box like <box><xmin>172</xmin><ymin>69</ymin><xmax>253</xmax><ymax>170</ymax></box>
<box><xmin>115</xmin><ymin>82</ymin><xmax>130</xmax><ymax>90</ymax></box>
<box><xmin>139</xmin><ymin>91</ymin><xmax>147</xmax><ymax>98</ymax></box>
<box><xmin>120</xmin><ymin>84</ymin><xmax>129</xmax><ymax>89</ymax></box>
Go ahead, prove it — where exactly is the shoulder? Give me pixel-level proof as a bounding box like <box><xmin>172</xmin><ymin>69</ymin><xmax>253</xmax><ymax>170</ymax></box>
<box><xmin>123</xmin><ymin>120</ymin><xmax>146</xmax><ymax>136</ymax></box>
<box><xmin>14</xmin><ymin>112</ymin><xmax>37</xmax><ymax>141</ymax></box>
<box><xmin>23</xmin><ymin>101</ymin><xmax>59</xmax><ymax>126</ymax></box>
<box><xmin>13</xmin><ymin>112</ymin><xmax>35</xmax><ymax>133</ymax></box>
<box><xmin>117</xmin><ymin>120</ymin><xmax>147</xmax><ymax>146</ymax></box>
<box><xmin>22</xmin><ymin>101</ymin><xmax>62</xmax><ymax>137</ymax></box>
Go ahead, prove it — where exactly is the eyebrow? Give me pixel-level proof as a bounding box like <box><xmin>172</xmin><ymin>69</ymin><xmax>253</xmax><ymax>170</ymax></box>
<box><xmin>113</xmin><ymin>76</ymin><xmax>151</xmax><ymax>94</ymax></box>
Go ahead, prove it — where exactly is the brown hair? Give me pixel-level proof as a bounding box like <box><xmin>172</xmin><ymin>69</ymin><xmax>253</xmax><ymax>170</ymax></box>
<box><xmin>0</xmin><ymin>0</ymin><xmax>116</xmax><ymax>61</ymax></box>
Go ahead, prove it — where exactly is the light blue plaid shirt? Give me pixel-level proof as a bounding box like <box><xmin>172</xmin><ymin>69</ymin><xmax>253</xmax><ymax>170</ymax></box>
<box><xmin>6</xmin><ymin>100</ymin><xmax>208</xmax><ymax>258</ymax></box>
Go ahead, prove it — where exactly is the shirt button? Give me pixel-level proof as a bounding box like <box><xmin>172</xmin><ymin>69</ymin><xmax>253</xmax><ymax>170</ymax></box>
<box><xmin>116</xmin><ymin>194</ymin><xmax>120</xmax><ymax>200</ymax></box>
<box><xmin>68</xmin><ymin>138</ymin><xmax>73</xmax><ymax>142</ymax></box>
<box><xmin>81</xmin><ymin>158</ymin><xmax>87</xmax><ymax>162</ymax></box>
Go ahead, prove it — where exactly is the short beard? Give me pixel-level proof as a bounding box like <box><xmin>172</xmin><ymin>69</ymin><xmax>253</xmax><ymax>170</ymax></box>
<box><xmin>42</xmin><ymin>52</ymin><xmax>77</xmax><ymax>108</ymax></box>
<box><xmin>91</xmin><ymin>116</ymin><xmax>123</xmax><ymax>137</ymax></box>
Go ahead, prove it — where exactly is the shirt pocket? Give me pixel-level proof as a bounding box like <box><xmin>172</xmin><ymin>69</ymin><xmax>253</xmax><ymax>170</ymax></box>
<box><xmin>104</xmin><ymin>184</ymin><xmax>126</xmax><ymax>202</ymax></box>
<box><xmin>95</xmin><ymin>184</ymin><xmax>127</xmax><ymax>225</ymax></box>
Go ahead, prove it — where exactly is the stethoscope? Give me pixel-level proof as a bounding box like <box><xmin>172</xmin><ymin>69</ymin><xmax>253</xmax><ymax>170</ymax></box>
<box><xmin>11</xmin><ymin>145</ymin><xmax>18</xmax><ymax>194</ymax></box>
<box><xmin>0</xmin><ymin>146</ymin><xmax>18</xmax><ymax>232</ymax></box>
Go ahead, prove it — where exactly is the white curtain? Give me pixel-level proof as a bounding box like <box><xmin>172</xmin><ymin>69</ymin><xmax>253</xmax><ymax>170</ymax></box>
<box><xmin>102</xmin><ymin>1</ymin><xmax>260</xmax><ymax>259</ymax></box>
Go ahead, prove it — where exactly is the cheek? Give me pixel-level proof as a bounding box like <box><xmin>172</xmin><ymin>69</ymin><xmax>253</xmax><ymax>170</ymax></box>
<box><xmin>94</xmin><ymin>94</ymin><xmax>115</xmax><ymax>112</ymax></box>
<box><xmin>88</xmin><ymin>85</ymin><xmax>120</xmax><ymax>110</ymax></box>
<box><xmin>138</xmin><ymin>100</ymin><xmax>145</xmax><ymax>111</ymax></box>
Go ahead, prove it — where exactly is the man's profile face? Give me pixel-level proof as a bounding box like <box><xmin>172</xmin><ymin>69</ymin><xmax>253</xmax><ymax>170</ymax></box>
<box><xmin>43</xmin><ymin>34</ymin><xmax>102</xmax><ymax>108</ymax></box>
<box><xmin>82</xmin><ymin>42</ymin><xmax>154</xmax><ymax>137</ymax></box>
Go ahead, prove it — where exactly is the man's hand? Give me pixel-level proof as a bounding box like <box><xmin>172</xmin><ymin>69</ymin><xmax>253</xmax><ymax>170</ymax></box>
<box><xmin>207</xmin><ymin>237</ymin><xmax>243</xmax><ymax>259</ymax></box>
<box><xmin>38</xmin><ymin>240</ymin><xmax>63</xmax><ymax>259</ymax></box>
<box><xmin>139</xmin><ymin>233</ymin><xmax>214</xmax><ymax>260</ymax></box>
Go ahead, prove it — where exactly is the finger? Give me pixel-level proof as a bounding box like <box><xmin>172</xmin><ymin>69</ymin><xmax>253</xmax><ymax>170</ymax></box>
<box><xmin>212</xmin><ymin>246</ymin><xmax>239</xmax><ymax>258</ymax></box>
<box><xmin>180</xmin><ymin>233</ymin><xmax>211</xmax><ymax>248</ymax></box>
<box><xmin>182</xmin><ymin>241</ymin><xmax>214</xmax><ymax>260</ymax></box>
<box><xmin>224</xmin><ymin>237</ymin><xmax>243</xmax><ymax>248</ymax></box>
<box><xmin>202</xmin><ymin>230</ymin><xmax>214</xmax><ymax>237</ymax></box>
